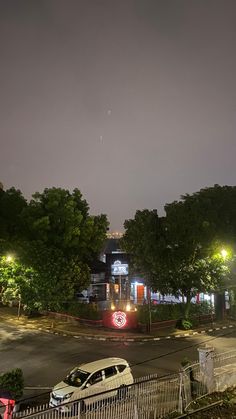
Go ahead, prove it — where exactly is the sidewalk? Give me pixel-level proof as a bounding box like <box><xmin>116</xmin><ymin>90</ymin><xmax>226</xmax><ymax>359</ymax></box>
<box><xmin>1</xmin><ymin>306</ymin><xmax>236</xmax><ymax>342</ymax></box>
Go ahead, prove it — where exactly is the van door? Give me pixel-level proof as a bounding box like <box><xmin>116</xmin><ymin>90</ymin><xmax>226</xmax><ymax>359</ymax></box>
<box><xmin>84</xmin><ymin>370</ymin><xmax>104</xmax><ymax>404</ymax></box>
<box><xmin>103</xmin><ymin>366</ymin><xmax>120</xmax><ymax>398</ymax></box>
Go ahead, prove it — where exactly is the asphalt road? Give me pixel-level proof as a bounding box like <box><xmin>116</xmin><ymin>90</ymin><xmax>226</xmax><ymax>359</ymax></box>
<box><xmin>1</xmin><ymin>321</ymin><xmax>236</xmax><ymax>393</ymax></box>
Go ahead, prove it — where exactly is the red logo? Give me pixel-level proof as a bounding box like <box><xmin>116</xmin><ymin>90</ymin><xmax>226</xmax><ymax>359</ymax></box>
<box><xmin>112</xmin><ymin>311</ymin><xmax>127</xmax><ymax>328</ymax></box>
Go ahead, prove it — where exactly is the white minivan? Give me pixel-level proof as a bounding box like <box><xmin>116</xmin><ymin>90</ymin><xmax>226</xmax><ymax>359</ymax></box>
<box><xmin>49</xmin><ymin>358</ymin><xmax>133</xmax><ymax>410</ymax></box>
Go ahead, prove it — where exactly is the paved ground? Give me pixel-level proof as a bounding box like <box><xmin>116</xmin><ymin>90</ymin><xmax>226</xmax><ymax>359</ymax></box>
<box><xmin>1</xmin><ymin>306</ymin><xmax>236</xmax><ymax>342</ymax></box>
<box><xmin>1</xmin><ymin>307</ymin><xmax>236</xmax><ymax>395</ymax></box>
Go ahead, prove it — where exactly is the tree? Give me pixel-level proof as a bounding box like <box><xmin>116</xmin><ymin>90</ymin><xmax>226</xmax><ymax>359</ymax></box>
<box><xmin>21</xmin><ymin>188</ymin><xmax>108</xmax><ymax>260</ymax></box>
<box><xmin>164</xmin><ymin>186</ymin><xmax>236</xmax><ymax>316</ymax></box>
<box><xmin>122</xmin><ymin>186</ymin><xmax>236</xmax><ymax>318</ymax></box>
<box><xmin>0</xmin><ymin>255</ymin><xmax>35</xmax><ymax>308</ymax></box>
<box><xmin>0</xmin><ymin>187</ymin><xmax>27</xmax><ymax>251</ymax></box>
<box><xmin>121</xmin><ymin>209</ymin><xmax>170</xmax><ymax>294</ymax></box>
<box><xmin>0</xmin><ymin>187</ymin><xmax>109</xmax><ymax>311</ymax></box>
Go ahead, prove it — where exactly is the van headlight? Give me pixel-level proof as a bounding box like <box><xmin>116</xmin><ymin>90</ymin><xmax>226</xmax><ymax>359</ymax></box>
<box><xmin>63</xmin><ymin>392</ymin><xmax>73</xmax><ymax>401</ymax></box>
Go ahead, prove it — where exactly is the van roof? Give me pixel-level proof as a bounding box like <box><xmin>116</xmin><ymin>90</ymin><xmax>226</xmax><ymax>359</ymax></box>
<box><xmin>78</xmin><ymin>358</ymin><xmax>129</xmax><ymax>373</ymax></box>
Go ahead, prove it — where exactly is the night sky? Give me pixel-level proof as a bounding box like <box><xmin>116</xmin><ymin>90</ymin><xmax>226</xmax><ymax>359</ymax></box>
<box><xmin>1</xmin><ymin>1</ymin><xmax>236</xmax><ymax>231</ymax></box>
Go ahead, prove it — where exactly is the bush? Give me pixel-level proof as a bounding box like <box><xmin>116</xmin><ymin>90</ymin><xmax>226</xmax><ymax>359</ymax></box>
<box><xmin>137</xmin><ymin>301</ymin><xmax>213</xmax><ymax>325</ymax></box>
<box><xmin>0</xmin><ymin>368</ymin><xmax>24</xmax><ymax>400</ymax></box>
<box><xmin>176</xmin><ymin>318</ymin><xmax>193</xmax><ymax>330</ymax></box>
<box><xmin>62</xmin><ymin>301</ymin><xmax>102</xmax><ymax>320</ymax></box>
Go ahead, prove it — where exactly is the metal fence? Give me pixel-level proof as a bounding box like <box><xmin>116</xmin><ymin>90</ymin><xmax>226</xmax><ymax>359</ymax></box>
<box><xmin>14</xmin><ymin>373</ymin><xmax>180</xmax><ymax>419</ymax></box>
<box><xmin>13</xmin><ymin>350</ymin><xmax>236</xmax><ymax>419</ymax></box>
<box><xmin>213</xmin><ymin>348</ymin><xmax>236</xmax><ymax>368</ymax></box>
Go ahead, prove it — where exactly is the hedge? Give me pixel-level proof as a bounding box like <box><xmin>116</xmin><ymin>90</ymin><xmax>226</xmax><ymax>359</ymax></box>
<box><xmin>0</xmin><ymin>368</ymin><xmax>24</xmax><ymax>400</ymax></box>
<box><xmin>137</xmin><ymin>301</ymin><xmax>214</xmax><ymax>324</ymax></box>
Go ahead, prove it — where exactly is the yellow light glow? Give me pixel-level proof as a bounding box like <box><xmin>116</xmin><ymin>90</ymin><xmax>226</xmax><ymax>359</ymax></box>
<box><xmin>6</xmin><ymin>255</ymin><xmax>13</xmax><ymax>263</ymax></box>
<box><xmin>221</xmin><ymin>249</ymin><xmax>228</xmax><ymax>259</ymax></box>
<box><xmin>111</xmin><ymin>304</ymin><xmax>115</xmax><ymax>310</ymax></box>
<box><xmin>126</xmin><ymin>304</ymin><xmax>131</xmax><ymax>312</ymax></box>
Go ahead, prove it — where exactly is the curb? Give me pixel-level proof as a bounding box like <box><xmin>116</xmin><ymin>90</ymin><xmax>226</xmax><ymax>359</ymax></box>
<box><xmin>1</xmin><ymin>314</ymin><xmax>236</xmax><ymax>343</ymax></box>
<box><xmin>39</xmin><ymin>323</ymin><xmax>236</xmax><ymax>342</ymax></box>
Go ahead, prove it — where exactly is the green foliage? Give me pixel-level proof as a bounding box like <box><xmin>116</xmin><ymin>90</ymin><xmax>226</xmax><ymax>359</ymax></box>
<box><xmin>121</xmin><ymin>210</ymin><xmax>170</xmax><ymax>294</ymax></box>
<box><xmin>137</xmin><ymin>302</ymin><xmax>213</xmax><ymax>324</ymax></box>
<box><xmin>0</xmin><ymin>368</ymin><xmax>24</xmax><ymax>400</ymax></box>
<box><xmin>176</xmin><ymin>318</ymin><xmax>193</xmax><ymax>330</ymax></box>
<box><xmin>64</xmin><ymin>301</ymin><xmax>102</xmax><ymax>320</ymax></box>
<box><xmin>0</xmin><ymin>255</ymin><xmax>35</xmax><ymax>307</ymax></box>
<box><xmin>0</xmin><ymin>188</ymin><xmax>27</xmax><ymax>243</ymax></box>
<box><xmin>21</xmin><ymin>188</ymin><xmax>108</xmax><ymax>259</ymax></box>
<box><xmin>0</xmin><ymin>186</ymin><xmax>109</xmax><ymax>311</ymax></box>
<box><xmin>122</xmin><ymin>186</ymin><xmax>236</xmax><ymax>319</ymax></box>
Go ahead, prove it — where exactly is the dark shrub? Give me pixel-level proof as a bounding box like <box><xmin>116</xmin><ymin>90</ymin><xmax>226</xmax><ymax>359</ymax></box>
<box><xmin>0</xmin><ymin>368</ymin><xmax>24</xmax><ymax>400</ymax></box>
<box><xmin>176</xmin><ymin>318</ymin><xmax>193</xmax><ymax>330</ymax></box>
<box><xmin>137</xmin><ymin>301</ymin><xmax>213</xmax><ymax>325</ymax></box>
<box><xmin>64</xmin><ymin>301</ymin><xmax>102</xmax><ymax>320</ymax></box>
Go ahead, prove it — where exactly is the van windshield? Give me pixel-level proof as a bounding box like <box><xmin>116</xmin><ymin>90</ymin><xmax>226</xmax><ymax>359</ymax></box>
<box><xmin>64</xmin><ymin>368</ymin><xmax>90</xmax><ymax>387</ymax></box>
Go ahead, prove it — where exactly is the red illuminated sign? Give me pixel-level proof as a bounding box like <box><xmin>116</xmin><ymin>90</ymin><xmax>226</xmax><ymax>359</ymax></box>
<box><xmin>112</xmin><ymin>311</ymin><xmax>127</xmax><ymax>328</ymax></box>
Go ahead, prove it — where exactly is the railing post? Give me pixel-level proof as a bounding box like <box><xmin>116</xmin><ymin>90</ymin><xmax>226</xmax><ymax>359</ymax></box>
<box><xmin>178</xmin><ymin>371</ymin><xmax>184</xmax><ymax>414</ymax></box>
<box><xmin>198</xmin><ymin>345</ymin><xmax>215</xmax><ymax>393</ymax></box>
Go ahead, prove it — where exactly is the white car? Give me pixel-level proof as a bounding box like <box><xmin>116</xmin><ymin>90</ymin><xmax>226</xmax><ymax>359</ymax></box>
<box><xmin>76</xmin><ymin>293</ymin><xmax>89</xmax><ymax>303</ymax></box>
<box><xmin>49</xmin><ymin>358</ymin><xmax>133</xmax><ymax>411</ymax></box>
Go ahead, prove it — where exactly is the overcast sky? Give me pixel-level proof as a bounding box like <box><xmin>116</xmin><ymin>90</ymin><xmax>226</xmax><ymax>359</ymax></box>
<box><xmin>1</xmin><ymin>0</ymin><xmax>236</xmax><ymax>231</ymax></box>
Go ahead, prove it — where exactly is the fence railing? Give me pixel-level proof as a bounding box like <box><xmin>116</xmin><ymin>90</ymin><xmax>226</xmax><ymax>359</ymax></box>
<box><xmin>213</xmin><ymin>349</ymin><xmax>236</xmax><ymax>368</ymax></box>
<box><xmin>13</xmin><ymin>350</ymin><xmax>236</xmax><ymax>419</ymax></box>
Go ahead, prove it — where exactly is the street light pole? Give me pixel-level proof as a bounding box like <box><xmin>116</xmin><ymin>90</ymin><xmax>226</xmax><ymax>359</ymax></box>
<box><xmin>17</xmin><ymin>294</ymin><xmax>21</xmax><ymax>320</ymax></box>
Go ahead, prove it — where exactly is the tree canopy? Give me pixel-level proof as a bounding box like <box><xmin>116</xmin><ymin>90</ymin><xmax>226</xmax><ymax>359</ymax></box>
<box><xmin>0</xmin><ymin>186</ymin><xmax>109</xmax><ymax>310</ymax></box>
<box><xmin>122</xmin><ymin>185</ymin><xmax>236</xmax><ymax>316</ymax></box>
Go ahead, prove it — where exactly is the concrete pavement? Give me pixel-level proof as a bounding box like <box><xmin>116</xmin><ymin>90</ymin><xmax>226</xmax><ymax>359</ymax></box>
<box><xmin>1</xmin><ymin>306</ymin><xmax>236</xmax><ymax>342</ymax></box>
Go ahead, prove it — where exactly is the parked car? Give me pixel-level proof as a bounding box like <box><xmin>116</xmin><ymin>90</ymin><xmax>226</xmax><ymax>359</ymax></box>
<box><xmin>76</xmin><ymin>293</ymin><xmax>89</xmax><ymax>303</ymax></box>
<box><xmin>49</xmin><ymin>357</ymin><xmax>133</xmax><ymax>411</ymax></box>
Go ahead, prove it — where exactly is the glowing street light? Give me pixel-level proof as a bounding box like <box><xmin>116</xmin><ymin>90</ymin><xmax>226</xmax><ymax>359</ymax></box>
<box><xmin>220</xmin><ymin>249</ymin><xmax>228</xmax><ymax>260</ymax></box>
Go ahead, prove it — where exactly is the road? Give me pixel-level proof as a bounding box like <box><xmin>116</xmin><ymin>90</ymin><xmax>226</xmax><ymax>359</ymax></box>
<box><xmin>1</xmin><ymin>322</ymin><xmax>236</xmax><ymax>394</ymax></box>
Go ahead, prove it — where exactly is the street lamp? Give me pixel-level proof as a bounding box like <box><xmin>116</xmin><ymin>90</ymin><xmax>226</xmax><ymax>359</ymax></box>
<box><xmin>221</xmin><ymin>249</ymin><xmax>228</xmax><ymax>260</ymax></box>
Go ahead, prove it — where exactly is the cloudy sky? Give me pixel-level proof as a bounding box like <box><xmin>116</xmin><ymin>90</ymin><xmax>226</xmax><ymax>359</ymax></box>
<box><xmin>1</xmin><ymin>0</ymin><xmax>236</xmax><ymax>231</ymax></box>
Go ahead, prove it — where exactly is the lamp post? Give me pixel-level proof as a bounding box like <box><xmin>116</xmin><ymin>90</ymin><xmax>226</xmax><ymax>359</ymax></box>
<box><xmin>17</xmin><ymin>294</ymin><xmax>21</xmax><ymax>320</ymax></box>
<box><xmin>215</xmin><ymin>248</ymin><xmax>229</xmax><ymax>321</ymax></box>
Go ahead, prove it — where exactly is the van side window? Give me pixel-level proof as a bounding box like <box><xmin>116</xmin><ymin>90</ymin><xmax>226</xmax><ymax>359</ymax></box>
<box><xmin>88</xmin><ymin>370</ymin><xmax>103</xmax><ymax>385</ymax></box>
<box><xmin>104</xmin><ymin>366</ymin><xmax>117</xmax><ymax>378</ymax></box>
<box><xmin>117</xmin><ymin>364</ymin><xmax>126</xmax><ymax>373</ymax></box>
